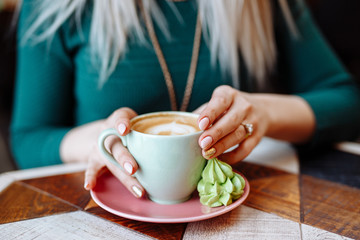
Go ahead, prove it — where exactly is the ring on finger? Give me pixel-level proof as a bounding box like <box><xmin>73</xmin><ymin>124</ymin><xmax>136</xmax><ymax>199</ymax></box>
<box><xmin>241</xmin><ymin>123</ymin><xmax>254</xmax><ymax>138</ymax></box>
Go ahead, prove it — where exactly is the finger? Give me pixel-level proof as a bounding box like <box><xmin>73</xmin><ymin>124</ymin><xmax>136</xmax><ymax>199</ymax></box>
<box><xmin>198</xmin><ymin>86</ymin><xmax>234</xmax><ymax>131</ymax></box>
<box><xmin>107</xmin><ymin>107</ymin><xmax>137</xmax><ymax>136</ymax></box>
<box><xmin>108</xmin><ymin>135</ymin><xmax>138</xmax><ymax>175</ymax></box>
<box><xmin>198</xmin><ymin>106</ymin><xmax>245</xmax><ymax>150</ymax></box>
<box><xmin>201</xmin><ymin>124</ymin><xmax>248</xmax><ymax>159</ymax></box>
<box><xmin>84</xmin><ymin>156</ymin><xmax>105</xmax><ymax>190</ymax></box>
<box><xmin>97</xmin><ymin>136</ymin><xmax>145</xmax><ymax>198</ymax></box>
<box><xmin>101</xmin><ymin>117</ymin><xmax>145</xmax><ymax>198</ymax></box>
<box><xmin>102</xmin><ymin>151</ymin><xmax>144</xmax><ymax>198</ymax></box>
<box><xmin>220</xmin><ymin>135</ymin><xmax>261</xmax><ymax>165</ymax></box>
<box><xmin>106</xmin><ymin>162</ymin><xmax>145</xmax><ymax>198</ymax></box>
<box><xmin>193</xmin><ymin>103</ymin><xmax>208</xmax><ymax>114</ymax></box>
<box><xmin>85</xmin><ymin>140</ymin><xmax>144</xmax><ymax>198</ymax></box>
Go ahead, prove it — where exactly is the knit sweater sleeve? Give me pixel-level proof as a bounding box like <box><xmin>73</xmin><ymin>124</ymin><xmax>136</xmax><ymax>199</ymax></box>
<box><xmin>276</xmin><ymin>0</ymin><xmax>360</xmax><ymax>147</ymax></box>
<box><xmin>11</xmin><ymin>0</ymin><xmax>74</xmax><ymax>168</ymax></box>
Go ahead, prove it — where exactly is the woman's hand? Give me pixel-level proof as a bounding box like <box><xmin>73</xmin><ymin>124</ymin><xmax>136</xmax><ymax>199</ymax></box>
<box><xmin>196</xmin><ymin>85</ymin><xmax>269</xmax><ymax>164</ymax></box>
<box><xmin>196</xmin><ymin>85</ymin><xmax>315</xmax><ymax>165</ymax></box>
<box><xmin>60</xmin><ymin>107</ymin><xmax>145</xmax><ymax>198</ymax></box>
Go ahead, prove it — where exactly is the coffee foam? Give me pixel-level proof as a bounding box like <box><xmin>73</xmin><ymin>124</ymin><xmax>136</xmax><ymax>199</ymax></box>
<box><xmin>131</xmin><ymin>113</ymin><xmax>200</xmax><ymax>136</ymax></box>
<box><xmin>144</xmin><ymin>121</ymin><xmax>198</xmax><ymax>135</ymax></box>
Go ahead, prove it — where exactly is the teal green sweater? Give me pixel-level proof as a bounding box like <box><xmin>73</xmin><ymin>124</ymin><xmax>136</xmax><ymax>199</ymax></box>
<box><xmin>11</xmin><ymin>0</ymin><xmax>360</xmax><ymax>169</ymax></box>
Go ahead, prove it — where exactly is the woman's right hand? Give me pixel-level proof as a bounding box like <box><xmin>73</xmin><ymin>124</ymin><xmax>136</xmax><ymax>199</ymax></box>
<box><xmin>60</xmin><ymin>107</ymin><xmax>145</xmax><ymax>198</ymax></box>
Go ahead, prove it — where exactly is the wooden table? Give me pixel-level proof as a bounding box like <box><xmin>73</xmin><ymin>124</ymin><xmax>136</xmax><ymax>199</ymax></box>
<box><xmin>0</xmin><ymin>138</ymin><xmax>359</xmax><ymax>239</ymax></box>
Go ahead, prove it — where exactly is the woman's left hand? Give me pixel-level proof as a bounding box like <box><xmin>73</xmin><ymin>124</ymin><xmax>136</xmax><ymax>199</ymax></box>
<box><xmin>196</xmin><ymin>85</ymin><xmax>270</xmax><ymax>164</ymax></box>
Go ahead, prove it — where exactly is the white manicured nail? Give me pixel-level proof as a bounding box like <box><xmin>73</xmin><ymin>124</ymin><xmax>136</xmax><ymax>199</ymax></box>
<box><xmin>132</xmin><ymin>186</ymin><xmax>143</xmax><ymax>198</ymax></box>
<box><xmin>124</xmin><ymin>162</ymin><xmax>133</xmax><ymax>174</ymax></box>
<box><xmin>199</xmin><ymin>117</ymin><xmax>210</xmax><ymax>131</ymax></box>
<box><xmin>200</xmin><ymin>136</ymin><xmax>212</xmax><ymax>149</ymax></box>
<box><xmin>84</xmin><ymin>180</ymin><xmax>89</xmax><ymax>190</ymax></box>
<box><xmin>118</xmin><ymin>123</ymin><xmax>126</xmax><ymax>135</ymax></box>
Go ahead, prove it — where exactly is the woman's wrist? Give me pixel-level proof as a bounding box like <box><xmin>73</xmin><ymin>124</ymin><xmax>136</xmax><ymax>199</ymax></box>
<box><xmin>60</xmin><ymin>120</ymin><xmax>105</xmax><ymax>163</ymax></box>
<box><xmin>251</xmin><ymin>93</ymin><xmax>315</xmax><ymax>143</ymax></box>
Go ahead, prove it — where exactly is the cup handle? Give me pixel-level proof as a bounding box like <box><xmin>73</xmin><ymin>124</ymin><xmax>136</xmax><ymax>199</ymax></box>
<box><xmin>98</xmin><ymin>128</ymin><xmax>127</xmax><ymax>169</ymax></box>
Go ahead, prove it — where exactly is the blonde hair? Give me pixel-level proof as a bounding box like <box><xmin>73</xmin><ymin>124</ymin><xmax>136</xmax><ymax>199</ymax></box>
<box><xmin>22</xmin><ymin>0</ymin><xmax>297</xmax><ymax>88</ymax></box>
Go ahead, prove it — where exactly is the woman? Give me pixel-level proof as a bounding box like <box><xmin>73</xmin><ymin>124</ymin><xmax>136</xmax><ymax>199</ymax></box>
<box><xmin>11</xmin><ymin>0</ymin><xmax>360</xmax><ymax>198</ymax></box>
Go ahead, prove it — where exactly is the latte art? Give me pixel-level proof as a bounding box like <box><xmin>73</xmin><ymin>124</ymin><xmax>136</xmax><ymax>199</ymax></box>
<box><xmin>145</xmin><ymin>121</ymin><xmax>198</xmax><ymax>135</ymax></box>
<box><xmin>131</xmin><ymin>113</ymin><xmax>200</xmax><ymax>136</ymax></box>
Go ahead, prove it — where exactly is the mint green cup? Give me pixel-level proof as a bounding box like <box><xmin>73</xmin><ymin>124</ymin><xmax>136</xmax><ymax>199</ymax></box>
<box><xmin>98</xmin><ymin>111</ymin><xmax>206</xmax><ymax>204</ymax></box>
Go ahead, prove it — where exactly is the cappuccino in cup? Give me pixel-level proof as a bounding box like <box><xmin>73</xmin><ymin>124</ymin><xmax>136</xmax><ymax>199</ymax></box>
<box><xmin>131</xmin><ymin>113</ymin><xmax>200</xmax><ymax>136</ymax></box>
<box><xmin>98</xmin><ymin>111</ymin><xmax>206</xmax><ymax>204</ymax></box>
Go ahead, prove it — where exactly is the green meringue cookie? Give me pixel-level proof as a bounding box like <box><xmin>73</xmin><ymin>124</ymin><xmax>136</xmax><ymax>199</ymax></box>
<box><xmin>197</xmin><ymin>158</ymin><xmax>245</xmax><ymax>207</ymax></box>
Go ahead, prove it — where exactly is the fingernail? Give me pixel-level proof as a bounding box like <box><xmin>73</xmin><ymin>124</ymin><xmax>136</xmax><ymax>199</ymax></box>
<box><xmin>84</xmin><ymin>180</ymin><xmax>89</xmax><ymax>190</ymax></box>
<box><xmin>204</xmin><ymin>147</ymin><xmax>216</xmax><ymax>158</ymax></box>
<box><xmin>132</xmin><ymin>185</ymin><xmax>143</xmax><ymax>198</ymax></box>
<box><xmin>200</xmin><ymin>136</ymin><xmax>213</xmax><ymax>149</ymax></box>
<box><xmin>118</xmin><ymin>123</ymin><xmax>126</xmax><ymax>135</ymax></box>
<box><xmin>199</xmin><ymin>117</ymin><xmax>210</xmax><ymax>131</ymax></box>
<box><xmin>124</xmin><ymin>162</ymin><xmax>133</xmax><ymax>175</ymax></box>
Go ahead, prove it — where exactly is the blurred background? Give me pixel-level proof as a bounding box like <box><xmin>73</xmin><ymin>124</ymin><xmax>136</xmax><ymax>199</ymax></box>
<box><xmin>0</xmin><ymin>0</ymin><xmax>359</xmax><ymax>173</ymax></box>
<box><xmin>0</xmin><ymin>0</ymin><xmax>17</xmax><ymax>173</ymax></box>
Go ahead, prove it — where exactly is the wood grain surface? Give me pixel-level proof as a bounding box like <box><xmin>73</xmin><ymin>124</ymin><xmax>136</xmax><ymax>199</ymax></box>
<box><xmin>236</xmin><ymin>162</ymin><xmax>360</xmax><ymax>239</ymax></box>
<box><xmin>1</xmin><ymin>161</ymin><xmax>359</xmax><ymax>239</ymax></box>
<box><xmin>22</xmin><ymin>172</ymin><xmax>187</xmax><ymax>240</ymax></box>
<box><xmin>0</xmin><ymin>181</ymin><xmax>77</xmax><ymax>224</ymax></box>
<box><xmin>22</xmin><ymin>171</ymin><xmax>91</xmax><ymax>209</ymax></box>
<box><xmin>301</xmin><ymin>175</ymin><xmax>360</xmax><ymax>239</ymax></box>
<box><xmin>235</xmin><ymin>162</ymin><xmax>300</xmax><ymax>222</ymax></box>
<box><xmin>86</xmin><ymin>203</ymin><xmax>187</xmax><ymax>240</ymax></box>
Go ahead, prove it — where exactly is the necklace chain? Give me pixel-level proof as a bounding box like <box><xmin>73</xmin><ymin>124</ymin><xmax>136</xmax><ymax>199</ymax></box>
<box><xmin>139</xmin><ymin>0</ymin><xmax>202</xmax><ymax>111</ymax></box>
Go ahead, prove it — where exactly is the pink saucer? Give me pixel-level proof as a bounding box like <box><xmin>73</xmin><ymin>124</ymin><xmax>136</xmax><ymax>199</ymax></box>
<box><xmin>90</xmin><ymin>171</ymin><xmax>250</xmax><ymax>223</ymax></box>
